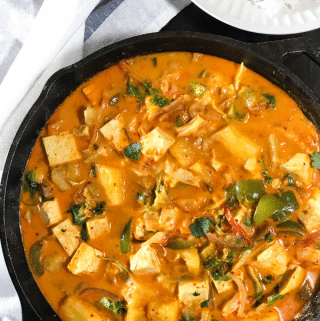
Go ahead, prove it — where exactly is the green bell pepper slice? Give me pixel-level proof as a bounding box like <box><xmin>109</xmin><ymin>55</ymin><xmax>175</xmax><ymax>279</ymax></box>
<box><xmin>253</xmin><ymin>194</ymin><xmax>284</xmax><ymax>224</ymax></box>
<box><xmin>226</xmin><ymin>179</ymin><xmax>265</xmax><ymax>207</ymax></box>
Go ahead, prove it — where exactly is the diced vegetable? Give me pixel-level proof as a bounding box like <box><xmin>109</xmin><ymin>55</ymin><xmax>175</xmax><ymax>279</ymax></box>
<box><xmin>190</xmin><ymin>82</ymin><xmax>207</xmax><ymax>96</ymax></box>
<box><xmin>226</xmin><ymin>179</ymin><xmax>265</xmax><ymax>207</ymax></box>
<box><xmin>30</xmin><ymin>240</ymin><xmax>44</xmax><ymax>276</ymax></box>
<box><xmin>268</xmin><ymin>294</ymin><xmax>284</xmax><ymax>306</ymax></box>
<box><xmin>120</xmin><ymin>218</ymin><xmax>132</xmax><ymax>254</ymax></box>
<box><xmin>44</xmin><ymin>255</ymin><xmax>64</xmax><ymax>273</ymax></box>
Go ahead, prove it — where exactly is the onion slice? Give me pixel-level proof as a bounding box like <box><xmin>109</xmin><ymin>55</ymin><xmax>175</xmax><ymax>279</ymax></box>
<box><xmin>228</xmin><ymin>273</ymin><xmax>247</xmax><ymax>317</ymax></box>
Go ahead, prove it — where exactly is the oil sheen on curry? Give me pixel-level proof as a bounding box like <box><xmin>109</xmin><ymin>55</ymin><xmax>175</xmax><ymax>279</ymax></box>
<box><xmin>20</xmin><ymin>52</ymin><xmax>320</xmax><ymax>321</ymax></box>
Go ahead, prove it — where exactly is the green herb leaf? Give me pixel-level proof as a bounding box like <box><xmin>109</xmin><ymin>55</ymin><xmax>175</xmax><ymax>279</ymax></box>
<box><xmin>93</xmin><ymin>201</ymin><xmax>106</xmax><ymax>215</ymax></box>
<box><xmin>259</xmin><ymin>159</ymin><xmax>268</xmax><ymax>171</ymax></box>
<box><xmin>243</xmin><ymin>218</ymin><xmax>252</xmax><ymax>227</ymax></box>
<box><xmin>198</xmin><ymin>69</ymin><xmax>206</xmax><ymax>78</ymax></box>
<box><xmin>124</xmin><ymin>142</ymin><xmax>142</xmax><ymax>160</ymax></box>
<box><xmin>120</xmin><ymin>218</ymin><xmax>132</xmax><ymax>254</ymax></box>
<box><xmin>263</xmin><ymin>94</ymin><xmax>277</xmax><ymax>108</ymax></box>
<box><xmin>81</xmin><ymin>224</ymin><xmax>88</xmax><ymax>242</ymax></box>
<box><xmin>278</xmin><ymin>230</ymin><xmax>303</xmax><ymax>237</ymax></box>
<box><xmin>30</xmin><ymin>241</ymin><xmax>44</xmax><ymax>276</ymax></box>
<box><xmin>67</xmin><ymin>204</ymin><xmax>86</xmax><ymax>226</ymax></box>
<box><xmin>42</xmin><ymin>196</ymin><xmax>54</xmax><ymax>202</ymax></box>
<box><xmin>311</xmin><ymin>151</ymin><xmax>320</xmax><ymax>169</ymax></box>
<box><xmin>190</xmin><ymin>82</ymin><xmax>207</xmax><ymax>96</ymax></box>
<box><xmin>200</xmin><ymin>300</ymin><xmax>209</xmax><ymax>308</ymax></box>
<box><xmin>189</xmin><ymin>217</ymin><xmax>212</xmax><ymax>238</ymax></box>
<box><xmin>268</xmin><ymin>294</ymin><xmax>284</xmax><ymax>306</ymax></box>
<box><xmin>262</xmin><ymin>172</ymin><xmax>273</xmax><ymax>184</ymax></box>
<box><xmin>284</xmin><ymin>174</ymin><xmax>295</xmax><ymax>187</ymax></box>
<box><xmin>90</xmin><ymin>163</ymin><xmax>96</xmax><ymax>178</ymax></box>
<box><xmin>276</xmin><ymin>220</ymin><xmax>303</xmax><ymax>230</ymax></box>
<box><xmin>150</xmin><ymin>94</ymin><xmax>169</xmax><ymax>107</ymax></box>
<box><xmin>265</xmin><ymin>232</ymin><xmax>273</xmax><ymax>243</ymax></box>
<box><xmin>176</xmin><ymin>116</ymin><xmax>185</xmax><ymax>127</ymax></box>
<box><xmin>152</xmin><ymin>57</ymin><xmax>157</xmax><ymax>67</ymax></box>
<box><xmin>127</xmin><ymin>77</ymin><xmax>144</xmax><ymax>100</ymax></box>
<box><xmin>212</xmin><ymin>272</ymin><xmax>230</xmax><ymax>281</ymax></box>
<box><xmin>23</xmin><ymin>171</ymin><xmax>39</xmax><ymax>197</ymax></box>
<box><xmin>99</xmin><ymin>298</ymin><xmax>127</xmax><ymax>320</ymax></box>
<box><xmin>193</xmin><ymin>291</ymin><xmax>200</xmax><ymax>296</ymax></box>
<box><xmin>109</xmin><ymin>93</ymin><xmax>119</xmax><ymax>105</ymax></box>
<box><xmin>99</xmin><ymin>257</ymin><xmax>131</xmax><ymax>275</ymax></box>
<box><xmin>137</xmin><ymin>193</ymin><xmax>148</xmax><ymax>204</ymax></box>
<box><xmin>93</xmin><ymin>144</ymin><xmax>99</xmax><ymax>150</ymax></box>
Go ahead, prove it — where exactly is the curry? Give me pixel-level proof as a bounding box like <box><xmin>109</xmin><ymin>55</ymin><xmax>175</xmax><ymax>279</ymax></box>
<box><xmin>20</xmin><ymin>52</ymin><xmax>320</xmax><ymax>321</ymax></box>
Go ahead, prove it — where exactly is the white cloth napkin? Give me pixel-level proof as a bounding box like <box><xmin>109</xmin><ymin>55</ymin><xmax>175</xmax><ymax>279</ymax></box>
<box><xmin>0</xmin><ymin>0</ymin><xmax>191</xmax><ymax>319</ymax></box>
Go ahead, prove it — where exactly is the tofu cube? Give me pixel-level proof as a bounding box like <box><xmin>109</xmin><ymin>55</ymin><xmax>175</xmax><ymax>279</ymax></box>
<box><xmin>40</xmin><ymin>199</ymin><xmax>62</xmax><ymax>226</ymax></box>
<box><xmin>213</xmin><ymin>279</ymin><xmax>234</xmax><ymax>294</ymax></box>
<box><xmin>96</xmin><ymin>165</ymin><xmax>124</xmax><ymax>205</ymax></box>
<box><xmin>211</xmin><ymin>157</ymin><xmax>224</xmax><ymax>171</ymax></box>
<box><xmin>141</xmin><ymin>127</ymin><xmax>175</xmax><ymax>161</ymax></box>
<box><xmin>169</xmin><ymin>138</ymin><xmax>196</xmax><ymax>167</ymax></box>
<box><xmin>130</xmin><ymin>245</ymin><xmax>160</xmax><ymax>275</ymax></box>
<box><xmin>159</xmin><ymin>207</ymin><xmax>182</xmax><ymax>230</ymax></box>
<box><xmin>281</xmin><ymin>153</ymin><xmax>313</xmax><ymax>185</ymax></box>
<box><xmin>178</xmin><ymin>281</ymin><xmax>209</xmax><ymax>305</ymax></box>
<box><xmin>179</xmin><ymin>247</ymin><xmax>201</xmax><ymax>275</ymax></box>
<box><xmin>86</xmin><ymin>217</ymin><xmax>110</xmax><ymax>240</ymax></box>
<box><xmin>256</xmin><ymin>240</ymin><xmax>289</xmax><ymax>276</ymax></box>
<box><xmin>82</xmin><ymin>83</ymin><xmax>101</xmax><ymax>106</ymax></box>
<box><xmin>299</xmin><ymin>189</ymin><xmax>320</xmax><ymax>232</ymax></box>
<box><xmin>84</xmin><ymin>106</ymin><xmax>98</xmax><ymax>126</ymax></box>
<box><xmin>43</xmin><ymin>134</ymin><xmax>81</xmax><ymax>167</ymax></box>
<box><xmin>244</xmin><ymin>157</ymin><xmax>263</xmax><ymax>179</ymax></box>
<box><xmin>52</xmin><ymin>219</ymin><xmax>81</xmax><ymax>256</ymax></box>
<box><xmin>126</xmin><ymin>307</ymin><xmax>147</xmax><ymax>321</ymax></box>
<box><xmin>212</xmin><ymin>125</ymin><xmax>260</xmax><ymax>163</ymax></box>
<box><xmin>147</xmin><ymin>300</ymin><xmax>180</xmax><ymax>321</ymax></box>
<box><xmin>99</xmin><ymin>116</ymin><xmax>129</xmax><ymax>151</ymax></box>
<box><xmin>67</xmin><ymin>243</ymin><xmax>103</xmax><ymax>275</ymax></box>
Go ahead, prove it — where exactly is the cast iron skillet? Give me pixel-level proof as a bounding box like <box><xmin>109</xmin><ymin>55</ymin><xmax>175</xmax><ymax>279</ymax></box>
<box><xmin>2</xmin><ymin>31</ymin><xmax>320</xmax><ymax>320</ymax></box>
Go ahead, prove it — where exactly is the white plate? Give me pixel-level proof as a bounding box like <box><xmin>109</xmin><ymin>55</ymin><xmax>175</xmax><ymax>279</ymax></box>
<box><xmin>192</xmin><ymin>0</ymin><xmax>320</xmax><ymax>34</ymax></box>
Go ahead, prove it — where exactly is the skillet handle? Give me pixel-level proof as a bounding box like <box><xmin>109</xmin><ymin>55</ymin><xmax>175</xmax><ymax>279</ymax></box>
<box><xmin>249</xmin><ymin>37</ymin><xmax>320</xmax><ymax>67</ymax></box>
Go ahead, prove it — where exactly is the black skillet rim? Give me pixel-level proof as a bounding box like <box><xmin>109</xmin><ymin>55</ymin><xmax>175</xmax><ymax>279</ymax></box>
<box><xmin>1</xmin><ymin>31</ymin><xmax>320</xmax><ymax>320</ymax></box>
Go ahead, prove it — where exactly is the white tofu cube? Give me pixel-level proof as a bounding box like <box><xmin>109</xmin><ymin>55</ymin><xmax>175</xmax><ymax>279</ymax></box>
<box><xmin>99</xmin><ymin>116</ymin><xmax>129</xmax><ymax>151</ymax></box>
<box><xmin>67</xmin><ymin>243</ymin><xmax>103</xmax><ymax>275</ymax></box>
<box><xmin>86</xmin><ymin>217</ymin><xmax>110</xmax><ymax>240</ymax></box>
<box><xmin>96</xmin><ymin>165</ymin><xmax>124</xmax><ymax>205</ymax></box>
<box><xmin>40</xmin><ymin>199</ymin><xmax>62</xmax><ymax>226</ymax></box>
<box><xmin>281</xmin><ymin>153</ymin><xmax>313</xmax><ymax>185</ymax></box>
<box><xmin>141</xmin><ymin>127</ymin><xmax>175</xmax><ymax>161</ymax></box>
<box><xmin>299</xmin><ymin>189</ymin><xmax>320</xmax><ymax>232</ymax></box>
<box><xmin>178</xmin><ymin>280</ymin><xmax>209</xmax><ymax>305</ymax></box>
<box><xmin>179</xmin><ymin>247</ymin><xmax>200</xmax><ymax>275</ymax></box>
<box><xmin>84</xmin><ymin>106</ymin><xmax>98</xmax><ymax>126</ymax></box>
<box><xmin>244</xmin><ymin>157</ymin><xmax>263</xmax><ymax>179</ymax></box>
<box><xmin>82</xmin><ymin>83</ymin><xmax>101</xmax><ymax>106</ymax></box>
<box><xmin>52</xmin><ymin>218</ymin><xmax>81</xmax><ymax>256</ymax></box>
<box><xmin>147</xmin><ymin>300</ymin><xmax>180</xmax><ymax>321</ymax></box>
<box><xmin>43</xmin><ymin>133</ymin><xmax>81</xmax><ymax>167</ymax></box>
<box><xmin>213</xmin><ymin>279</ymin><xmax>234</xmax><ymax>294</ymax></box>
<box><xmin>126</xmin><ymin>307</ymin><xmax>147</xmax><ymax>321</ymax></box>
<box><xmin>256</xmin><ymin>240</ymin><xmax>288</xmax><ymax>276</ymax></box>
<box><xmin>159</xmin><ymin>207</ymin><xmax>181</xmax><ymax>230</ymax></box>
<box><xmin>130</xmin><ymin>245</ymin><xmax>160</xmax><ymax>275</ymax></box>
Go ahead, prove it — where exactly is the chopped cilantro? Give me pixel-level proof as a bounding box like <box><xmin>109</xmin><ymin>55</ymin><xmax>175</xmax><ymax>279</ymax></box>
<box><xmin>150</xmin><ymin>94</ymin><xmax>169</xmax><ymax>107</ymax></box>
<box><xmin>236</xmin><ymin>236</ymin><xmax>244</xmax><ymax>244</ymax></box>
<box><xmin>200</xmin><ymin>300</ymin><xmax>209</xmax><ymax>308</ymax></box>
<box><xmin>90</xmin><ymin>163</ymin><xmax>96</xmax><ymax>178</ymax></box>
<box><xmin>127</xmin><ymin>77</ymin><xmax>144</xmax><ymax>100</ymax></box>
<box><xmin>124</xmin><ymin>142</ymin><xmax>142</xmax><ymax>160</ymax></box>
<box><xmin>255</xmin><ymin>295</ymin><xmax>264</xmax><ymax>307</ymax></box>
<box><xmin>259</xmin><ymin>158</ymin><xmax>268</xmax><ymax>171</ymax></box>
<box><xmin>212</xmin><ymin>272</ymin><xmax>229</xmax><ymax>281</ymax></box>
<box><xmin>81</xmin><ymin>224</ymin><xmax>88</xmax><ymax>242</ymax></box>
<box><xmin>152</xmin><ymin>57</ymin><xmax>157</xmax><ymax>67</ymax></box>
<box><xmin>137</xmin><ymin>193</ymin><xmax>148</xmax><ymax>204</ymax></box>
<box><xmin>93</xmin><ymin>144</ymin><xmax>99</xmax><ymax>150</ymax></box>
<box><xmin>176</xmin><ymin>116</ymin><xmax>185</xmax><ymax>127</ymax></box>
<box><xmin>190</xmin><ymin>82</ymin><xmax>207</xmax><ymax>96</ymax></box>
<box><xmin>268</xmin><ymin>294</ymin><xmax>284</xmax><ymax>306</ymax></box>
<box><xmin>99</xmin><ymin>297</ymin><xmax>127</xmax><ymax>319</ymax></box>
<box><xmin>23</xmin><ymin>171</ymin><xmax>39</xmax><ymax>197</ymax></box>
<box><xmin>93</xmin><ymin>201</ymin><xmax>106</xmax><ymax>215</ymax></box>
<box><xmin>193</xmin><ymin>291</ymin><xmax>200</xmax><ymax>296</ymax></box>
<box><xmin>198</xmin><ymin>69</ymin><xmax>206</xmax><ymax>78</ymax></box>
<box><xmin>181</xmin><ymin>316</ymin><xmax>198</xmax><ymax>321</ymax></box>
<box><xmin>227</xmin><ymin>246</ymin><xmax>253</xmax><ymax>265</ymax></box>
<box><xmin>265</xmin><ymin>232</ymin><xmax>273</xmax><ymax>243</ymax></box>
<box><xmin>67</xmin><ymin>204</ymin><xmax>86</xmax><ymax>226</ymax></box>
<box><xmin>263</xmin><ymin>94</ymin><xmax>277</xmax><ymax>108</ymax></box>
<box><xmin>189</xmin><ymin>217</ymin><xmax>212</xmax><ymax>238</ymax></box>
<box><xmin>142</xmin><ymin>81</ymin><xmax>158</xmax><ymax>95</ymax></box>
<box><xmin>42</xmin><ymin>196</ymin><xmax>54</xmax><ymax>202</ymax></box>
<box><xmin>311</xmin><ymin>151</ymin><xmax>320</xmax><ymax>169</ymax></box>
<box><xmin>262</xmin><ymin>172</ymin><xmax>273</xmax><ymax>184</ymax></box>
<box><xmin>180</xmin><ymin>275</ymin><xmax>192</xmax><ymax>282</ymax></box>
<box><xmin>141</xmin><ymin>81</ymin><xmax>151</xmax><ymax>89</ymax></box>
<box><xmin>120</xmin><ymin>218</ymin><xmax>132</xmax><ymax>254</ymax></box>
<box><xmin>284</xmin><ymin>174</ymin><xmax>295</xmax><ymax>187</ymax></box>
<box><xmin>244</xmin><ymin>218</ymin><xmax>252</xmax><ymax>227</ymax></box>
<box><xmin>61</xmin><ymin>229</ymin><xmax>66</xmax><ymax>233</ymax></box>
<box><xmin>109</xmin><ymin>93</ymin><xmax>119</xmax><ymax>105</ymax></box>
